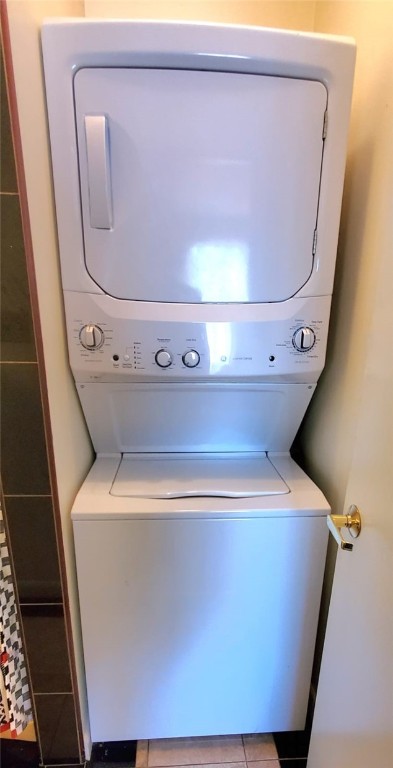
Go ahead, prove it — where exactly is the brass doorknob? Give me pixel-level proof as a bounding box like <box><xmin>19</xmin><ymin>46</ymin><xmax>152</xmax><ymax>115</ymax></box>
<box><xmin>327</xmin><ymin>505</ymin><xmax>362</xmax><ymax>551</ymax></box>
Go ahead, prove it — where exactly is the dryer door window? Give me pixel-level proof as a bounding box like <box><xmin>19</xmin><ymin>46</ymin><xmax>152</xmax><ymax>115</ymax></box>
<box><xmin>74</xmin><ymin>68</ymin><xmax>326</xmax><ymax>304</ymax></box>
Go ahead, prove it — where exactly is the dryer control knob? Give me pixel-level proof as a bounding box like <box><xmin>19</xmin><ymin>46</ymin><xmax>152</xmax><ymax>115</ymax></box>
<box><xmin>155</xmin><ymin>349</ymin><xmax>173</xmax><ymax>368</ymax></box>
<box><xmin>79</xmin><ymin>324</ymin><xmax>105</xmax><ymax>350</ymax></box>
<box><xmin>182</xmin><ymin>350</ymin><xmax>200</xmax><ymax>368</ymax></box>
<box><xmin>292</xmin><ymin>327</ymin><xmax>316</xmax><ymax>352</ymax></box>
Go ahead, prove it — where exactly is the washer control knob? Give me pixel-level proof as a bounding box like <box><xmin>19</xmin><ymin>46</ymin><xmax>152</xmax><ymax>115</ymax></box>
<box><xmin>293</xmin><ymin>327</ymin><xmax>316</xmax><ymax>352</ymax></box>
<box><xmin>155</xmin><ymin>349</ymin><xmax>173</xmax><ymax>368</ymax></box>
<box><xmin>80</xmin><ymin>324</ymin><xmax>104</xmax><ymax>350</ymax></box>
<box><xmin>182</xmin><ymin>350</ymin><xmax>200</xmax><ymax>368</ymax></box>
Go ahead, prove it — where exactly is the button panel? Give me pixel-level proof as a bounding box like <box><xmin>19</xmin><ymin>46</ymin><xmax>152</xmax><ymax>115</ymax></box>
<box><xmin>71</xmin><ymin>319</ymin><xmax>324</xmax><ymax>381</ymax></box>
<box><xmin>66</xmin><ymin>292</ymin><xmax>331</xmax><ymax>384</ymax></box>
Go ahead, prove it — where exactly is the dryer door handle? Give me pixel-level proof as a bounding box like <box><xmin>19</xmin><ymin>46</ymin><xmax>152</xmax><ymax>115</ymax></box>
<box><xmin>84</xmin><ymin>115</ymin><xmax>112</xmax><ymax>229</ymax></box>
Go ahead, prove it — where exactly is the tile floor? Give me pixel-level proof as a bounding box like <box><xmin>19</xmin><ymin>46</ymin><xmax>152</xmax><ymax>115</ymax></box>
<box><xmin>136</xmin><ymin>734</ymin><xmax>285</xmax><ymax>768</ymax></box>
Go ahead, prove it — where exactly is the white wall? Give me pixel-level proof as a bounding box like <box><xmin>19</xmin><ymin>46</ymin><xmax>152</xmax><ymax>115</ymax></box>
<box><xmin>299</xmin><ymin>0</ymin><xmax>393</xmax><ymax>516</ymax></box>
<box><xmin>297</xmin><ymin>0</ymin><xmax>393</xmax><ymax>619</ymax></box>
<box><xmin>84</xmin><ymin>0</ymin><xmax>316</xmax><ymax>30</ymax></box>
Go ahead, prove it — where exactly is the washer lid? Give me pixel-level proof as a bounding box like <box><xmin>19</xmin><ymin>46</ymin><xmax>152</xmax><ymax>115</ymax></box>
<box><xmin>110</xmin><ymin>453</ymin><xmax>289</xmax><ymax>499</ymax></box>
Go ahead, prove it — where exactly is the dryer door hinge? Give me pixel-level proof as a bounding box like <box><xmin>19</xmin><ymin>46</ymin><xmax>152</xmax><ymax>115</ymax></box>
<box><xmin>312</xmin><ymin>228</ymin><xmax>318</xmax><ymax>255</ymax></box>
<box><xmin>322</xmin><ymin>109</ymin><xmax>328</xmax><ymax>140</ymax></box>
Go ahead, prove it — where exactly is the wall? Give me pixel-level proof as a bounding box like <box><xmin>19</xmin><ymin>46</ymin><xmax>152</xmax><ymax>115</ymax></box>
<box><xmin>0</xmin><ymin>35</ymin><xmax>84</xmax><ymax>767</ymax></box>
<box><xmin>84</xmin><ymin>0</ymin><xmax>316</xmax><ymax>29</ymax></box>
<box><xmin>296</xmin><ymin>0</ymin><xmax>393</xmax><ymax>663</ymax></box>
<box><xmin>300</xmin><ymin>0</ymin><xmax>393</xmax><ymax>535</ymax></box>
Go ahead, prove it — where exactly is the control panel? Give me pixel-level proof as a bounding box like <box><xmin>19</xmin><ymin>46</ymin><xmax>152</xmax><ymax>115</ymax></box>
<box><xmin>65</xmin><ymin>292</ymin><xmax>331</xmax><ymax>384</ymax></box>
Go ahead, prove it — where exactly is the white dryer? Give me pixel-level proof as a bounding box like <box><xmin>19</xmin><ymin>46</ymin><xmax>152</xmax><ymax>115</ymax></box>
<box><xmin>42</xmin><ymin>20</ymin><xmax>355</xmax><ymax>744</ymax></box>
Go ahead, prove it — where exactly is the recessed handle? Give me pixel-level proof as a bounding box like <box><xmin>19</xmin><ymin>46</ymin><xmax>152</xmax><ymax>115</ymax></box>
<box><xmin>84</xmin><ymin>115</ymin><xmax>112</xmax><ymax>229</ymax></box>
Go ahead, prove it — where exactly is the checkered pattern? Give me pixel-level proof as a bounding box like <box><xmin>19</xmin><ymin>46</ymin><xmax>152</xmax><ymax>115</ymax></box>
<box><xmin>0</xmin><ymin>508</ymin><xmax>33</xmax><ymax>736</ymax></box>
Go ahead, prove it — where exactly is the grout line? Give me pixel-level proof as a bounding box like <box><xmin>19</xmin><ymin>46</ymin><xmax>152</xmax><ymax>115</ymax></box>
<box><xmin>0</xmin><ymin>360</ymin><xmax>38</xmax><ymax>365</ymax></box>
<box><xmin>39</xmin><ymin>760</ymin><xmax>85</xmax><ymax>768</ymax></box>
<box><xmin>20</xmin><ymin>602</ymin><xmax>64</xmax><ymax>606</ymax></box>
<box><xmin>148</xmin><ymin>760</ymin><xmax>247</xmax><ymax>768</ymax></box>
<box><xmin>4</xmin><ymin>494</ymin><xmax>52</xmax><ymax>498</ymax></box>
<box><xmin>147</xmin><ymin>761</ymin><xmax>248</xmax><ymax>767</ymax></box>
<box><xmin>34</xmin><ymin>691</ymin><xmax>73</xmax><ymax>696</ymax></box>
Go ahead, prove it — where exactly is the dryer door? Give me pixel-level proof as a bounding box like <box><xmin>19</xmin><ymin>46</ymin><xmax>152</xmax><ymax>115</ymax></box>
<box><xmin>74</xmin><ymin>68</ymin><xmax>326</xmax><ymax>304</ymax></box>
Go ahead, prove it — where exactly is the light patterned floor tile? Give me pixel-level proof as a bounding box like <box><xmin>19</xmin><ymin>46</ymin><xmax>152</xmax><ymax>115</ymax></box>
<box><xmin>154</xmin><ymin>763</ymin><xmax>247</xmax><ymax>768</ymax></box>
<box><xmin>246</xmin><ymin>762</ymin><xmax>280</xmax><ymax>767</ymax></box>
<box><xmin>147</xmin><ymin>736</ymin><xmax>245</xmax><ymax>767</ymax></box>
<box><xmin>136</xmin><ymin>739</ymin><xmax>149</xmax><ymax>767</ymax></box>
<box><xmin>243</xmin><ymin>734</ymin><xmax>278</xmax><ymax>761</ymax></box>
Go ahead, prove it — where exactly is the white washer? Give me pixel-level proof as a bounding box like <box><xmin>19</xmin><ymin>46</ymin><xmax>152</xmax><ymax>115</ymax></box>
<box><xmin>73</xmin><ymin>452</ymin><xmax>329</xmax><ymax>742</ymax></box>
<box><xmin>41</xmin><ymin>20</ymin><xmax>355</xmax><ymax>746</ymax></box>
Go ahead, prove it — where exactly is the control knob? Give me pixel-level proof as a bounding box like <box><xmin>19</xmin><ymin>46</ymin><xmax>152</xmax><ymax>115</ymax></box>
<box><xmin>155</xmin><ymin>349</ymin><xmax>173</xmax><ymax>368</ymax></box>
<box><xmin>79</xmin><ymin>324</ymin><xmax>104</xmax><ymax>350</ymax></box>
<box><xmin>292</xmin><ymin>327</ymin><xmax>316</xmax><ymax>352</ymax></box>
<box><xmin>182</xmin><ymin>350</ymin><xmax>200</xmax><ymax>368</ymax></box>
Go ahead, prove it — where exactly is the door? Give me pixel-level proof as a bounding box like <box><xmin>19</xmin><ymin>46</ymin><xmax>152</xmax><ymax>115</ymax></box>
<box><xmin>74</xmin><ymin>68</ymin><xmax>326</xmax><ymax>303</ymax></box>
<box><xmin>308</xmin><ymin>219</ymin><xmax>393</xmax><ymax>767</ymax></box>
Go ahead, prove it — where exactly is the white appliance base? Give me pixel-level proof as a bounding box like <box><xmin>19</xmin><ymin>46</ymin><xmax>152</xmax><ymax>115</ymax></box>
<box><xmin>72</xmin><ymin>454</ymin><xmax>329</xmax><ymax>742</ymax></box>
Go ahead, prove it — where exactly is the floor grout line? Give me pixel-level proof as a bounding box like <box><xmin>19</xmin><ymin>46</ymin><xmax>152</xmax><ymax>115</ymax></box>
<box><xmin>136</xmin><ymin>760</ymin><xmax>288</xmax><ymax>766</ymax></box>
<box><xmin>146</xmin><ymin>763</ymin><xmax>280</xmax><ymax>768</ymax></box>
<box><xmin>147</xmin><ymin>762</ymin><xmax>247</xmax><ymax>767</ymax></box>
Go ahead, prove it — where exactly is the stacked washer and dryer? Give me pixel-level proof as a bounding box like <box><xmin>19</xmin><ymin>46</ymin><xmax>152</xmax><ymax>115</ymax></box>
<box><xmin>42</xmin><ymin>20</ymin><xmax>355</xmax><ymax>744</ymax></box>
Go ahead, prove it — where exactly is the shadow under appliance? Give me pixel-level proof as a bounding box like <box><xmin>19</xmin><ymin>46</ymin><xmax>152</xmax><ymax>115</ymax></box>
<box><xmin>42</xmin><ymin>20</ymin><xmax>355</xmax><ymax>743</ymax></box>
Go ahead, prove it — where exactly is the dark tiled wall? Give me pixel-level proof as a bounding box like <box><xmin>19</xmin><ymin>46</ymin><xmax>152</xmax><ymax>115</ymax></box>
<box><xmin>0</xmin><ymin>45</ymin><xmax>83</xmax><ymax>767</ymax></box>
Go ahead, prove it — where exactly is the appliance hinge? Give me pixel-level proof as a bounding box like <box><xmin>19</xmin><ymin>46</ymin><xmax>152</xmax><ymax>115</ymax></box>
<box><xmin>322</xmin><ymin>109</ymin><xmax>328</xmax><ymax>140</ymax></box>
<box><xmin>312</xmin><ymin>228</ymin><xmax>318</xmax><ymax>255</ymax></box>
